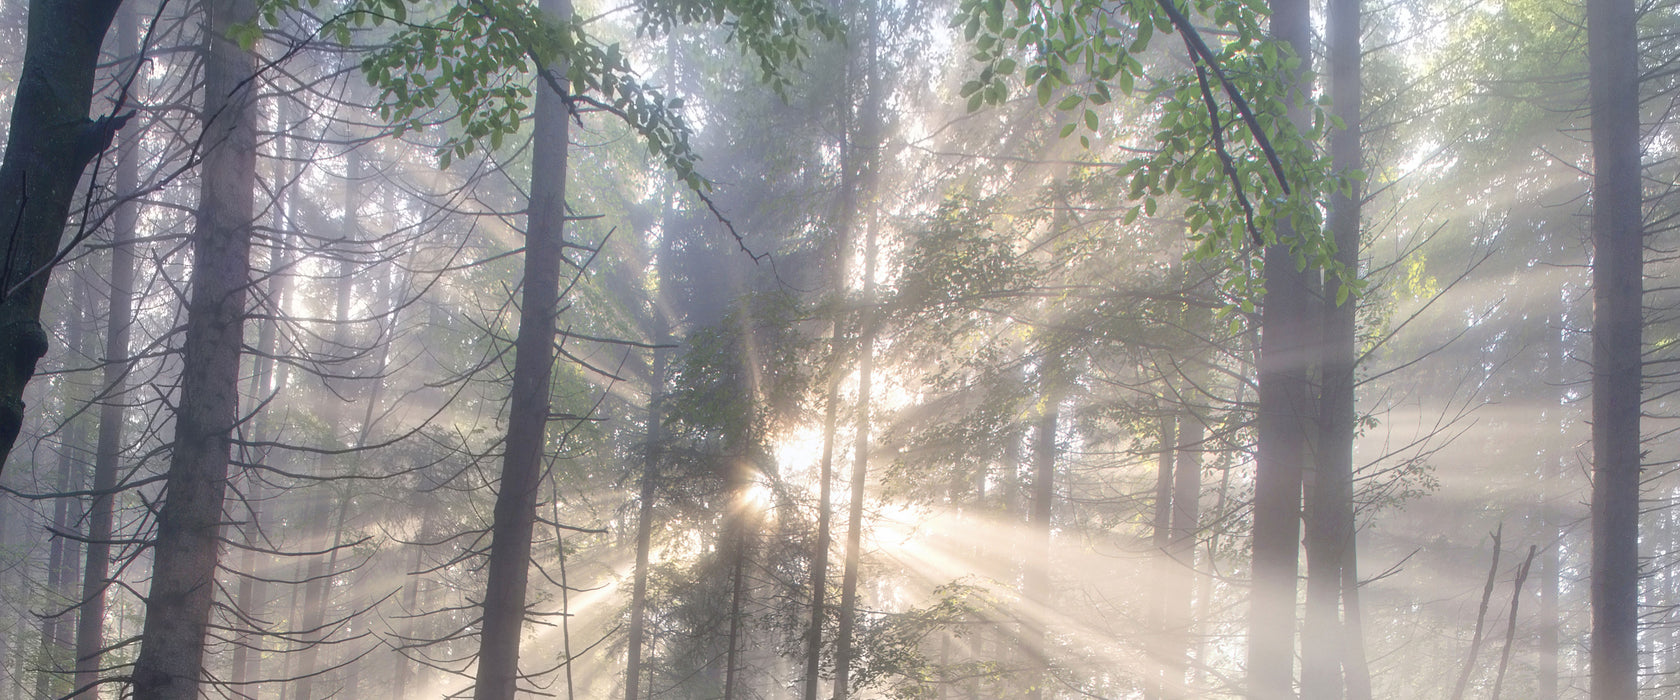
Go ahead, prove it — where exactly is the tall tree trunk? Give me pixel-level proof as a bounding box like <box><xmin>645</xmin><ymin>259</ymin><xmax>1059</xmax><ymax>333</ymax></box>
<box><xmin>472</xmin><ymin>0</ymin><xmax>570</xmax><ymax>694</ymax></box>
<box><xmin>1166</xmin><ymin>402</ymin><xmax>1205</xmax><ymax>698</ymax></box>
<box><xmin>830</xmin><ymin>194</ymin><xmax>879</xmax><ymax>700</ymax></box>
<box><xmin>828</xmin><ymin>0</ymin><xmax>881</xmax><ymax>693</ymax></box>
<box><xmin>801</xmin><ymin>334</ymin><xmax>843</xmax><ymax>700</ymax></box>
<box><xmin>73</xmin><ymin>8</ymin><xmax>140</xmax><ymax>692</ymax></box>
<box><xmin>1147</xmin><ymin>415</ymin><xmax>1176</xmax><ymax>700</ymax></box>
<box><xmin>1248</xmin><ymin>0</ymin><xmax>1315</xmax><ymax>694</ymax></box>
<box><xmin>1586</xmin><ymin>0</ymin><xmax>1642</xmax><ymax>689</ymax></box>
<box><xmin>1313</xmin><ymin>0</ymin><xmax>1370</xmax><ymax>694</ymax></box>
<box><xmin>803</xmin><ymin>88</ymin><xmax>858</xmax><ymax>699</ymax></box>
<box><xmin>0</xmin><ymin>0</ymin><xmax>128</xmax><ymax>469</ymax></box>
<box><xmin>39</xmin><ymin>275</ymin><xmax>89</xmax><ymax>697</ymax></box>
<box><xmin>230</xmin><ymin>93</ymin><xmax>298</xmax><ymax>698</ymax></box>
<box><xmin>624</xmin><ymin>344</ymin><xmax>664</xmax><ymax>700</ymax></box>
<box><xmin>295</xmin><ymin>131</ymin><xmax>364</xmax><ymax>700</ymax></box>
<box><xmin>1537</xmin><ymin>308</ymin><xmax>1565</xmax><ymax>700</ymax></box>
<box><xmin>130</xmin><ymin>0</ymin><xmax>258</xmax><ymax>694</ymax></box>
<box><xmin>1024</xmin><ymin>368</ymin><xmax>1060</xmax><ymax>700</ymax></box>
<box><xmin>626</xmin><ymin>203</ymin><xmax>676</xmax><ymax>700</ymax></box>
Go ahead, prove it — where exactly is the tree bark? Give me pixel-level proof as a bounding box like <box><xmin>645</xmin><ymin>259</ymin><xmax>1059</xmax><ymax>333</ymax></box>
<box><xmin>830</xmin><ymin>187</ymin><xmax>878</xmax><ymax>700</ymax></box>
<box><xmin>0</xmin><ymin>0</ymin><xmax>129</xmax><ymax>470</ymax></box>
<box><xmin>1147</xmin><ymin>415</ymin><xmax>1176</xmax><ymax>700</ymax></box>
<box><xmin>129</xmin><ymin>0</ymin><xmax>258</xmax><ymax>694</ymax></box>
<box><xmin>1024</xmin><ymin>368</ymin><xmax>1060</xmax><ymax>700</ymax></box>
<box><xmin>802</xmin><ymin>302</ymin><xmax>845</xmax><ymax>700</ymax></box>
<box><xmin>624</xmin><ymin>342</ymin><xmax>664</xmax><ymax>700</ymax></box>
<box><xmin>1490</xmin><ymin>545</ymin><xmax>1537</xmax><ymax>700</ymax></box>
<box><xmin>72</xmin><ymin>9</ymin><xmax>139</xmax><ymax>692</ymax></box>
<box><xmin>1248</xmin><ymin>0</ymin><xmax>1314</xmax><ymax>695</ymax></box>
<box><xmin>1586</xmin><ymin>0</ymin><xmax>1642</xmax><ymax>689</ymax></box>
<box><xmin>472</xmin><ymin>0</ymin><xmax>570</xmax><ymax>693</ymax></box>
<box><xmin>1303</xmin><ymin>0</ymin><xmax>1364</xmax><ymax>692</ymax></box>
<box><xmin>1451</xmin><ymin>525</ymin><xmax>1502</xmax><ymax>700</ymax></box>
<box><xmin>1166</xmin><ymin>403</ymin><xmax>1204</xmax><ymax>698</ymax></box>
<box><xmin>38</xmin><ymin>275</ymin><xmax>88</xmax><ymax>697</ymax></box>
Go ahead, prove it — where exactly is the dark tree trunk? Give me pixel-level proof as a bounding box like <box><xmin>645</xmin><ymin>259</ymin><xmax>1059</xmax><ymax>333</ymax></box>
<box><xmin>1165</xmin><ymin>403</ymin><xmax>1204</xmax><ymax>698</ymax></box>
<box><xmin>802</xmin><ymin>310</ymin><xmax>845</xmax><ymax>700</ymax></box>
<box><xmin>1024</xmin><ymin>369</ymin><xmax>1060</xmax><ymax>700</ymax></box>
<box><xmin>1248</xmin><ymin>0</ymin><xmax>1315</xmax><ymax>695</ymax></box>
<box><xmin>830</xmin><ymin>203</ymin><xmax>878</xmax><ymax>700</ymax></box>
<box><xmin>1586</xmin><ymin>0</ymin><xmax>1642</xmax><ymax>690</ymax></box>
<box><xmin>472</xmin><ymin>0</ymin><xmax>570</xmax><ymax>694</ymax></box>
<box><xmin>1537</xmin><ymin>309</ymin><xmax>1564</xmax><ymax>700</ymax></box>
<box><xmin>1147</xmin><ymin>415</ymin><xmax>1176</xmax><ymax>700</ymax></box>
<box><xmin>38</xmin><ymin>276</ymin><xmax>88</xmax><ymax>697</ymax></box>
<box><xmin>1303</xmin><ymin>0</ymin><xmax>1365</xmax><ymax>690</ymax></box>
<box><xmin>72</xmin><ymin>9</ymin><xmax>139</xmax><ymax>692</ymax></box>
<box><xmin>829</xmin><ymin>2</ymin><xmax>881</xmax><ymax>692</ymax></box>
<box><xmin>624</xmin><ymin>343</ymin><xmax>665</xmax><ymax>700</ymax></box>
<box><xmin>129</xmin><ymin>0</ymin><xmax>258</xmax><ymax>694</ymax></box>
<box><xmin>0</xmin><ymin>0</ymin><xmax>129</xmax><ymax>470</ymax></box>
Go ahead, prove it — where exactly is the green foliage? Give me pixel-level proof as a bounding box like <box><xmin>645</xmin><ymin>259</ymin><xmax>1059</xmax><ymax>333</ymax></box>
<box><xmin>264</xmin><ymin>0</ymin><xmax>838</xmax><ymax>191</ymax></box>
<box><xmin>952</xmin><ymin>0</ymin><xmax>1364</xmax><ymax>309</ymax></box>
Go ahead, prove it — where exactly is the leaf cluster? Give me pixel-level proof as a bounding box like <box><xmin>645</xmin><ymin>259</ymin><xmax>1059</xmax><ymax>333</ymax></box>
<box><xmin>952</xmin><ymin>0</ymin><xmax>1367</xmax><ymax>310</ymax></box>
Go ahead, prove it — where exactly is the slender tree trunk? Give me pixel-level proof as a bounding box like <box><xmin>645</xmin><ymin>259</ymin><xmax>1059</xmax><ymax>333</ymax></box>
<box><xmin>1166</xmin><ymin>403</ymin><xmax>1204</xmax><ymax>698</ymax></box>
<box><xmin>1538</xmin><ymin>307</ymin><xmax>1564</xmax><ymax>700</ymax></box>
<box><xmin>626</xmin><ymin>203</ymin><xmax>677</xmax><ymax>700</ymax></box>
<box><xmin>1491</xmin><ymin>545</ymin><xmax>1537</xmax><ymax>700</ymax></box>
<box><xmin>39</xmin><ymin>279</ymin><xmax>88</xmax><ymax>696</ymax></box>
<box><xmin>392</xmin><ymin>524</ymin><xmax>426</xmax><ymax>700</ymax></box>
<box><xmin>295</xmin><ymin>130</ymin><xmax>364</xmax><ymax>700</ymax></box>
<box><xmin>1586</xmin><ymin>0</ymin><xmax>1642</xmax><ymax>689</ymax></box>
<box><xmin>624</xmin><ymin>343</ymin><xmax>664</xmax><ymax>700</ymax></box>
<box><xmin>1451</xmin><ymin>525</ymin><xmax>1502</xmax><ymax>700</ymax></box>
<box><xmin>1147</xmin><ymin>415</ymin><xmax>1176</xmax><ymax>700</ymax></box>
<box><xmin>130</xmin><ymin>0</ymin><xmax>258</xmax><ymax>694</ymax></box>
<box><xmin>73</xmin><ymin>9</ymin><xmax>140</xmax><ymax>692</ymax></box>
<box><xmin>472</xmin><ymin>0</ymin><xmax>570</xmax><ymax>693</ymax></box>
<box><xmin>1317</xmin><ymin>0</ymin><xmax>1369</xmax><ymax>694</ymax></box>
<box><xmin>0</xmin><ymin>0</ymin><xmax>128</xmax><ymax>469</ymax></box>
<box><xmin>830</xmin><ymin>201</ymin><xmax>878</xmax><ymax>700</ymax></box>
<box><xmin>1248</xmin><ymin>0</ymin><xmax>1315</xmax><ymax>694</ymax></box>
<box><xmin>829</xmin><ymin>1</ymin><xmax>881</xmax><ymax>692</ymax></box>
<box><xmin>1024</xmin><ymin>369</ymin><xmax>1060</xmax><ymax>700</ymax></box>
<box><xmin>801</xmin><ymin>339</ymin><xmax>843</xmax><ymax>700</ymax></box>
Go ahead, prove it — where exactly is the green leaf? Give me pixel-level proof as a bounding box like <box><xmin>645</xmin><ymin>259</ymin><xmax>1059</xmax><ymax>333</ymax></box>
<box><xmin>1055</xmin><ymin>93</ymin><xmax>1082</xmax><ymax>111</ymax></box>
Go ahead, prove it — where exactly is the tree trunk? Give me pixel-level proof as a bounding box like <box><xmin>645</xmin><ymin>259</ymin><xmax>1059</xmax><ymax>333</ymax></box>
<box><xmin>472</xmin><ymin>0</ymin><xmax>570</xmax><ymax>693</ymax></box>
<box><xmin>1248</xmin><ymin>0</ymin><xmax>1315</xmax><ymax>694</ymax></box>
<box><xmin>38</xmin><ymin>278</ymin><xmax>88</xmax><ymax>696</ymax></box>
<box><xmin>72</xmin><ymin>9</ymin><xmax>139</xmax><ymax>693</ymax></box>
<box><xmin>801</xmin><ymin>336</ymin><xmax>843</xmax><ymax>700</ymax></box>
<box><xmin>1147</xmin><ymin>415</ymin><xmax>1176</xmax><ymax>700</ymax></box>
<box><xmin>1315</xmin><ymin>0</ymin><xmax>1370</xmax><ymax>694</ymax></box>
<box><xmin>830</xmin><ymin>196</ymin><xmax>879</xmax><ymax>700</ymax></box>
<box><xmin>1586</xmin><ymin>0</ymin><xmax>1642</xmax><ymax>689</ymax></box>
<box><xmin>1166</xmin><ymin>403</ymin><xmax>1204</xmax><ymax>698</ymax></box>
<box><xmin>129</xmin><ymin>0</ymin><xmax>258</xmax><ymax>694</ymax></box>
<box><xmin>624</xmin><ymin>342</ymin><xmax>664</xmax><ymax>700</ymax></box>
<box><xmin>0</xmin><ymin>0</ymin><xmax>128</xmax><ymax>469</ymax></box>
<box><xmin>1024</xmin><ymin>369</ymin><xmax>1060</xmax><ymax>700</ymax></box>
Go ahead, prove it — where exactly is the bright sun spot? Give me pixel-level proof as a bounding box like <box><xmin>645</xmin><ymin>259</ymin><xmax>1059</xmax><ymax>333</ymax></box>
<box><xmin>742</xmin><ymin>479</ymin><xmax>774</xmax><ymax>513</ymax></box>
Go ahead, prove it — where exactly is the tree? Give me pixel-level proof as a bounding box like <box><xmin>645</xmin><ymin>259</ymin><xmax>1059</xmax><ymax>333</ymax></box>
<box><xmin>128</xmin><ymin>0</ymin><xmax>259</xmax><ymax>694</ymax></box>
<box><xmin>72</xmin><ymin>8</ymin><xmax>141</xmax><ymax>692</ymax></box>
<box><xmin>0</xmin><ymin>0</ymin><xmax>133</xmax><ymax>471</ymax></box>
<box><xmin>1301</xmin><ymin>0</ymin><xmax>1371</xmax><ymax>692</ymax></box>
<box><xmin>1587</xmin><ymin>0</ymin><xmax>1642</xmax><ymax>690</ymax></box>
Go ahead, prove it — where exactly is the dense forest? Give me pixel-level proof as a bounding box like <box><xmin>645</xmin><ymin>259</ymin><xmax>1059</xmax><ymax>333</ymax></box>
<box><xmin>0</xmin><ymin>0</ymin><xmax>1664</xmax><ymax>696</ymax></box>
